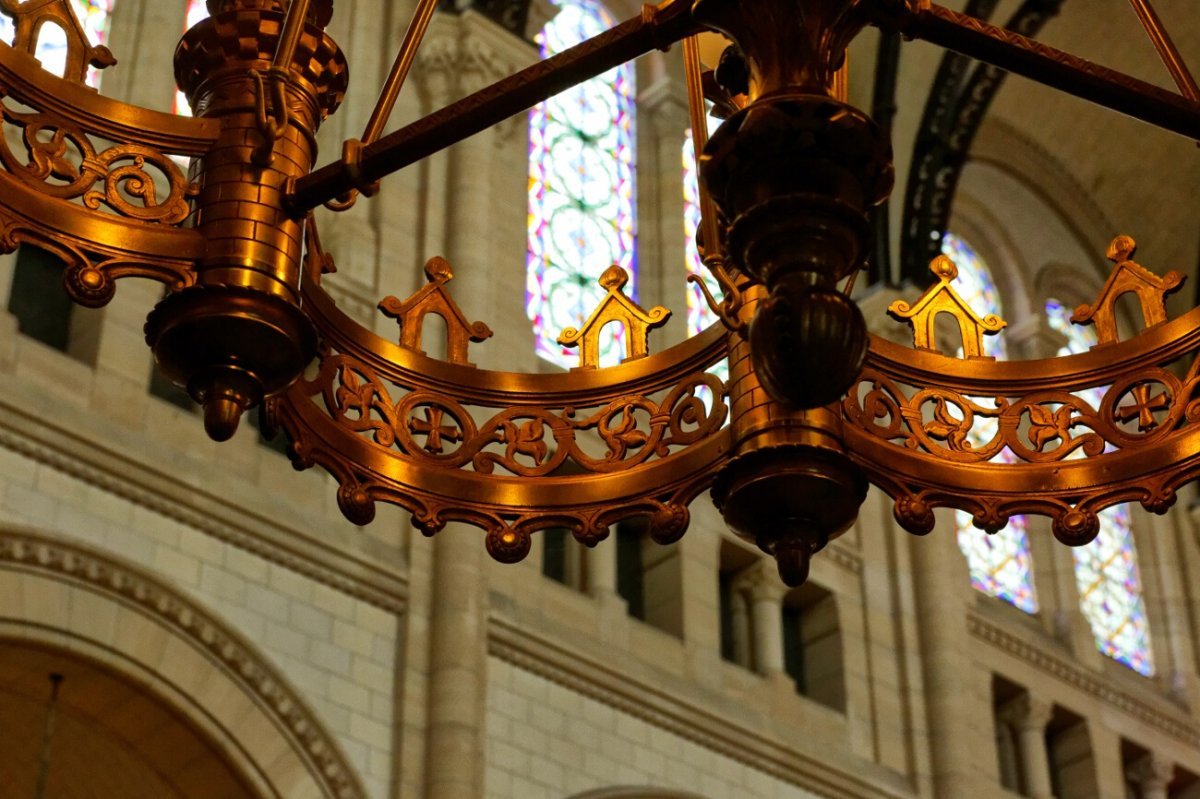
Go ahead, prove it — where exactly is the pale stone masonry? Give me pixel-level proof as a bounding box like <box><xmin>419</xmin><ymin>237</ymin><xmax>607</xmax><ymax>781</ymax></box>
<box><xmin>1</xmin><ymin>1</ymin><xmax>1199</xmax><ymax>798</ymax></box>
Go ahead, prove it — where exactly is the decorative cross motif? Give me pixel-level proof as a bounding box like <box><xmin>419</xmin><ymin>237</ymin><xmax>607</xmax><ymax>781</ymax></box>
<box><xmin>378</xmin><ymin>256</ymin><xmax>493</xmax><ymax>366</ymax></box>
<box><xmin>1115</xmin><ymin>383</ymin><xmax>1170</xmax><ymax>432</ymax></box>
<box><xmin>557</xmin><ymin>265</ymin><xmax>671</xmax><ymax>369</ymax></box>
<box><xmin>887</xmin><ymin>254</ymin><xmax>1007</xmax><ymax>357</ymax></box>
<box><xmin>409</xmin><ymin>406</ymin><xmax>461</xmax><ymax>454</ymax></box>
<box><xmin>1070</xmin><ymin>236</ymin><xmax>1185</xmax><ymax>345</ymax></box>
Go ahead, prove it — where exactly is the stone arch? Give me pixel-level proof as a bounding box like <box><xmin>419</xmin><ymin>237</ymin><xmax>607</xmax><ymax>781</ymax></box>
<box><xmin>953</xmin><ymin>117</ymin><xmax>1124</xmax><ymax>344</ymax></box>
<box><xmin>0</xmin><ymin>522</ymin><xmax>368</xmax><ymax>799</ymax></box>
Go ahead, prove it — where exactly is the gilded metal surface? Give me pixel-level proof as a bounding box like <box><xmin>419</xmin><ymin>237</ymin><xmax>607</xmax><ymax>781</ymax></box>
<box><xmin>378</xmin><ymin>257</ymin><xmax>493</xmax><ymax>366</ymax></box>
<box><xmin>846</xmin><ymin>245</ymin><xmax>1200</xmax><ymax>545</ymax></box>
<box><xmin>1070</xmin><ymin>236</ymin><xmax>1184</xmax><ymax>345</ymax></box>
<box><xmin>270</xmin><ymin>272</ymin><xmax>728</xmax><ymax>559</ymax></box>
<box><xmin>0</xmin><ymin>0</ymin><xmax>115</xmax><ymax>85</ymax></box>
<box><xmin>1127</xmin><ymin>0</ymin><xmax>1200</xmax><ymax>102</ymax></box>
<box><xmin>0</xmin><ymin>35</ymin><xmax>214</xmax><ymax>305</ymax></box>
<box><xmin>887</xmin><ymin>253</ymin><xmax>1007</xmax><ymax>357</ymax></box>
<box><xmin>0</xmin><ymin>91</ymin><xmax>196</xmax><ymax>223</ymax></box>
<box><xmin>557</xmin><ymin>266</ymin><xmax>671</xmax><ymax>369</ymax></box>
<box><xmin>4</xmin><ymin>0</ymin><xmax>1200</xmax><ymax>580</ymax></box>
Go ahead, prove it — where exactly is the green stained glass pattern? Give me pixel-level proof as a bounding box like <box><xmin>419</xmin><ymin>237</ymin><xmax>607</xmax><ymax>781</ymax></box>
<box><xmin>527</xmin><ymin>0</ymin><xmax>635</xmax><ymax>369</ymax></box>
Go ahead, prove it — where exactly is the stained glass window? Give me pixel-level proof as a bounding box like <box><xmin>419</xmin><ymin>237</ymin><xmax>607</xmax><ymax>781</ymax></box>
<box><xmin>944</xmin><ymin>234</ymin><xmax>1038</xmax><ymax>613</ymax></box>
<box><xmin>1046</xmin><ymin>297</ymin><xmax>1155</xmax><ymax>675</ymax></box>
<box><xmin>527</xmin><ymin>0</ymin><xmax>635</xmax><ymax>368</ymax></box>
<box><xmin>174</xmin><ymin>0</ymin><xmax>210</xmax><ymax>115</ymax></box>
<box><xmin>0</xmin><ymin>0</ymin><xmax>114</xmax><ymax>88</ymax></box>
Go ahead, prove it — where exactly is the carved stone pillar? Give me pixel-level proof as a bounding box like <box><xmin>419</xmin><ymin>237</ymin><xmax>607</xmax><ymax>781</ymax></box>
<box><xmin>425</xmin><ymin>528</ymin><xmax>489</xmax><ymax>799</ymax></box>
<box><xmin>637</xmin><ymin>76</ymin><xmax>691</xmax><ymax>345</ymax></box>
<box><xmin>911</xmin><ymin>527</ymin><xmax>994</xmax><ymax>795</ymax></box>
<box><xmin>1128</xmin><ymin>754</ymin><xmax>1174</xmax><ymax>799</ymax></box>
<box><xmin>728</xmin><ymin>585</ymin><xmax>753</xmax><ymax>667</ymax></box>
<box><xmin>415</xmin><ymin>14</ymin><xmax>533</xmax><ymax>799</ymax></box>
<box><xmin>735</xmin><ymin>562</ymin><xmax>787</xmax><ymax>680</ymax></box>
<box><xmin>1000</xmin><ymin>695</ymin><xmax>1056</xmax><ymax>799</ymax></box>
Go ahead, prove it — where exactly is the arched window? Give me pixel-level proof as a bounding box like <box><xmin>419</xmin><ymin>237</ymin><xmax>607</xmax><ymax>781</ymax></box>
<box><xmin>1046</xmin><ymin>299</ymin><xmax>1155</xmax><ymax>676</ymax></box>
<box><xmin>527</xmin><ymin>0</ymin><xmax>635</xmax><ymax>368</ymax></box>
<box><xmin>943</xmin><ymin>234</ymin><xmax>1038</xmax><ymax>613</ymax></box>
<box><xmin>0</xmin><ymin>0</ymin><xmax>114</xmax><ymax>88</ymax></box>
<box><xmin>174</xmin><ymin>0</ymin><xmax>210</xmax><ymax>115</ymax></box>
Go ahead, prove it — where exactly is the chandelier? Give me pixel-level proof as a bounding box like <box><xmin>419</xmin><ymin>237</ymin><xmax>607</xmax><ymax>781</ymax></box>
<box><xmin>2</xmin><ymin>0</ymin><xmax>1198</xmax><ymax>588</ymax></box>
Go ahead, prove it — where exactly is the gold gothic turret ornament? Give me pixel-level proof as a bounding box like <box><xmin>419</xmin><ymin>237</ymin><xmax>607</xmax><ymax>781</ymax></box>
<box><xmin>1</xmin><ymin>0</ymin><xmax>1199</xmax><ymax>586</ymax></box>
<box><xmin>147</xmin><ymin>0</ymin><xmax>347</xmax><ymax>441</ymax></box>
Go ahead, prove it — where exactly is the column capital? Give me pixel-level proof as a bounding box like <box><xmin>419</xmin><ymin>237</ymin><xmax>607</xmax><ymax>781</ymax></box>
<box><xmin>416</xmin><ymin>10</ymin><xmax>535</xmax><ymax>108</ymax></box>
<box><xmin>1006</xmin><ymin>314</ymin><xmax>1069</xmax><ymax>360</ymax></box>
<box><xmin>1128</xmin><ymin>753</ymin><xmax>1175</xmax><ymax>793</ymax></box>
<box><xmin>639</xmin><ymin>76</ymin><xmax>691</xmax><ymax>133</ymax></box>
<box><xmin>998</xmin><ymin>694</ymin><xmax>1054</xmax><ymax>733</ymax></box>
<box><xmin>733</xmin><ymin>560</ymin><xmax>788</xmax><ymax>604</ymax></box>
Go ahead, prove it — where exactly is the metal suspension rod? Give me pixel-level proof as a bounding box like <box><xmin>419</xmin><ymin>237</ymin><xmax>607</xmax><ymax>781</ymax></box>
<box><xmin>288</xmin><ymin>0</ymin><xmax>697</xmax><ymax>214</ymax></box>
<box><xmin>272</xmin><ymin>0</ymin><xmax>313</xmax><ymax>71</ymax></box>
<box><xmin>682</xmin><ymin>35</ymin><xmax>719</xmax><ymax>259</ymax></box>
<box><xmin>877</xmin><ymin>3</ymin><xmax>1200</xmax><ymax>141</ymax></box>
<box><xmin>361</xmin><ymin>0</ymin><xmax>440</xmax><ymax>145</ymax></box>
<box><xmin>1126</xmin><ymin>0</ymin><xmax>1199</xmax><ymax>102</ymax></box>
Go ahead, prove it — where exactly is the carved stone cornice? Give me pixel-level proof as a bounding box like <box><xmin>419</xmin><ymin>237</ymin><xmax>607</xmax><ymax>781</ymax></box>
<box><xmin>0</xmin><ymin>398</ymin><xmax>407</xmax><ymax>614</ymax></box>
<box><xmin>0</xmin><ymin>525</ymin><xmax>368</xmax><ymax>799</ymax></box>
<box><xmin>488</xmin><ymin>615</ymin><xmax>911</xmax><ymax>799</ymax></box>
<box><xmin>968</xmin><ymin>611</ymin><xmax>1200</xmax><ymax>748</ymax></box>
<box><xmin>415</xmin><ymin>11</ymin><xmax>530</xmax><ymax>113</ymax></box>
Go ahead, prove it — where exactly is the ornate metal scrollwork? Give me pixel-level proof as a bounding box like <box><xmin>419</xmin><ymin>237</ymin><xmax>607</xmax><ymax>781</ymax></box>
<box><xmin>0</xmin><ymin>90</ymin><xmax>198</xmax><ymax>224</ymax></box>
<box><xmin>845</xmin><ymin>238</ymin><xmax>1200</xmax><ymax>546</ymax></box>
<box><xmin>268</xmin><ymin>272</ymin><xmax>730</xmax><ymax>563</ymax></box>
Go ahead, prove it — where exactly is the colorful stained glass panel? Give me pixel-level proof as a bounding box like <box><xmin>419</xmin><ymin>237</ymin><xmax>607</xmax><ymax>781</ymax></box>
<box><xmin>1071</xmin><ymin>505</ymin><xmax>1155</xmax><ymax>675</ymax></box>
<box><xmin>0</xmin><ymin>0</ymin><xmax>114</xmax><ymax>88</ymax></box>
<box><xmin>943</xmin><ymin>234</ymin><xmax>1038</xmax><ymax>613</ymax></box>
<box><xmin>527</xmin><ymin>0</ymin><xmax>635</xmax><ymax>369</ymax></box>
<box><xmin>1046</xmin><ymin>297</ymin><xmax>1154</xmax><ymax>675</ymax></box>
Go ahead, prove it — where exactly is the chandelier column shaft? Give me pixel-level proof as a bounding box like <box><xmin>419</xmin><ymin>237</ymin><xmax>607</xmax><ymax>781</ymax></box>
<box><xmin>146</xmin><ymin>0</ymin><xmax>348</xmax><ymax>440</ymax></box>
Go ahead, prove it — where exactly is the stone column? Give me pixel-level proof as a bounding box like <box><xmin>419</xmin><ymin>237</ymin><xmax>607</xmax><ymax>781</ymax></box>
<box><xmin>417</xmin><ymin>14</ymin><xmax>533</xmax><ymax>799</ymax></box>
<box><xmin>1141</xmin><ymin>510</ymin><xmax>1200</xmax><ymax>706</ymax></box>
<box><xmin>636</xmin><ymin>76</ymin><xmax>691</xmax><ymax>345</ymax></box>
<box><xmin>735</xmin><ymin>562</ymin><xmax>788</xmax><ymax>680</ymax></box>
<box><xmin>910</xmin><ymin>524</ymin><xmax>995</xmax><ymax>795</ymax></box>
<box><xmin>728</xmin><ymin>586</ymin><xmax>753</xmax><ymax>667</ymax></box>
<box><xmin>1128</xmin><ymin>754</ymin><xmax>1175</xmax><ymax>799</ymax></box>
<box><xmin>1000</xmin><ymin>694</ymin><xmax>1055</xmax><ymax>799</ymax></box>
<box><xmin>425</xmin><ymin>528</ymin><xmax>489</xmax><ymax>799</ymax></box>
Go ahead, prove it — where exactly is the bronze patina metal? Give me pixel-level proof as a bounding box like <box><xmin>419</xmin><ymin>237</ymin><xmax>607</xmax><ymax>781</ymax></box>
<box><xmin>0</xmin><ymin>0</ymin><xmax>1197</xmax><ymax>585</ymax></box>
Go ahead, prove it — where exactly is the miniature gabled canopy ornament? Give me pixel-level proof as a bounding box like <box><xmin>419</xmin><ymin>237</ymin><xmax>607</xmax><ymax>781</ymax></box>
<box><xmin>379</xmin><ymin>256</ymin><xmax>493</xmax><ymax>366</ymax></box>
<box><xmin>887</xmin><ymin>253</ymin><xmax>1008</xmax><ymax>357</ymax></box>
<box><xmin>1070</xmin><ymin>235</ymin><xmax>1185</xmax><ymax>346</ymax></box>
<box><xmin>556</xmin><ymin>265</ymin><xmax>671</xmax><ymax>369</ymax></box>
